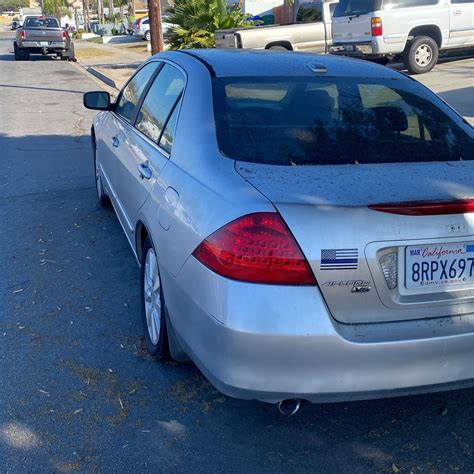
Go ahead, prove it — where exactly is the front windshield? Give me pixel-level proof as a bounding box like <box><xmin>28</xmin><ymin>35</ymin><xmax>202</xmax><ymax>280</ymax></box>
<box><xmin>212</xmin><ymin>76</ymin><xmax>473</xmax><ymax>166</ymax></box>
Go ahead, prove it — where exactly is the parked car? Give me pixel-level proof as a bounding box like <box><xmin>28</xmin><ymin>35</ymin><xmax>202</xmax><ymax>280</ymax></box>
<box><xmin>132</xmin><ymin>15</ymin><xmax>174</xmax><ymax>41</ymax></box>
<box><xmin>84</xmin><ymin>50</ymin><xmax>474</xmax><ymax>413</ymax></box>
<box><xmin>330</xmin><ymin>0</ymin><xmax>474</xmax><ymax>74</ymax></box>
<box><xmin>215</xmin><ymin>0</ymin><xmax>338</xmax><ymax>52</ymax></box>
<box><xmin>14</xmin><ymin>16</ymin><xmax>75</xmax><ymax>61</ymax></box>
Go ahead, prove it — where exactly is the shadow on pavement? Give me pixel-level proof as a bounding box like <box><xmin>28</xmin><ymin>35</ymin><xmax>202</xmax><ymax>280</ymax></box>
<box><xmin>0</xmin><ymin>83</ymin><xmax>85</xmax><ymax>94</ymax></box>
<box><xmin>438</xmin><ymin>86</ymin><xmax>474</xmax><ymax>119</ymax></box>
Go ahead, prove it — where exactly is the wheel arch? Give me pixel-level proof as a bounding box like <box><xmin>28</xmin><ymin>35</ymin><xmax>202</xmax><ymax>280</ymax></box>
<box><xmin>136</xmin><ymin>220</ymin><xmax>151</xmax><ymax>264</ymax></box>
<box><xmin>265</xmin><ymin>41</ymin><xmax>293</xmax><ymax>50</ymax></box>
<box><xmin>407</xmin><ymin>25</ymin><xmax>442</xmax><ymax>48</ymax></box>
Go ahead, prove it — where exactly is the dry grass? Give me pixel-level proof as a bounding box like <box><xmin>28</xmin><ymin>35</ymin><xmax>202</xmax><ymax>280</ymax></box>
<box><xmin>75</xmin><ymin>46</ymin><xmax>117</xmax><ymax>60</ymax></box>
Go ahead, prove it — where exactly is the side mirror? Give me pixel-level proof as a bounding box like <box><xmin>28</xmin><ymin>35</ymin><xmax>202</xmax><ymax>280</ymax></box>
<box><xmin>83</xmin><ymin>91</ymin><xmax>111</xmax><ymax>111</ymax></box>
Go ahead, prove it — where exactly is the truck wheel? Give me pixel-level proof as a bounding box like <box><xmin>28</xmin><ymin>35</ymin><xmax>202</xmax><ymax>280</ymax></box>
<box><xmin>13</xmin><ymin>42</ymin><xmax>28</xmax><ymax>61</ymax></box>
<box><xmin>403</xmin><ymin>36</ymin><xmax>439</xmax><ymax>74</ymax></box>
<box><xmin>268</xmin><ymin>45</ymin><xmax>289</xmax><ymax>51</ymax></box>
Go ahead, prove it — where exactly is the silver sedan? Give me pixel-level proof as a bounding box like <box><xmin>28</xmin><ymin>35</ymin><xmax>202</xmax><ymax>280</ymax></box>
<box><xmin>84</xmin><ymin>50</ymin><xmax>474</xmax><ymax>413</ymax></box>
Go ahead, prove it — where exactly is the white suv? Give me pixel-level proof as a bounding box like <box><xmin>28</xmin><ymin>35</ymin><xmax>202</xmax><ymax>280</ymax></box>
<box><xmin>331</xmin><ymin>0</ymin><xmax>474</xmax><ymax>74</ymax></box>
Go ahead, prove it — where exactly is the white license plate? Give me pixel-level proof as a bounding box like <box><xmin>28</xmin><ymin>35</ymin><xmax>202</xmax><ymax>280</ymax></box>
<box><xmin>40</xmin><ymin>41</ymin><xmax>49</xmax><ymax>46</ymax></box>
<box><xmin>405</xmin><ymin>242</ymin><xmax>474</xmax><ymax>289</ymax></box>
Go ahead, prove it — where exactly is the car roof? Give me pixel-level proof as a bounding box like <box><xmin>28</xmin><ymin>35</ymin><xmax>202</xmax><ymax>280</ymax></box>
<box><xmin>159</xmin><ymin>49</ymin><xmax>405</xmax><ymax>80</ymax></box>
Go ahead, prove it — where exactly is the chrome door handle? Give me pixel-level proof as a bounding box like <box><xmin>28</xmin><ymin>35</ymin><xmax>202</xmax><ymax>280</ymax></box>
<box><xmin>112</xmin><ymin>136</ymin><xmax>120</xmax><ymax>147</ymax></box>
<box><xmin>138</xmin><ymin>163</ymin><xmax>152</xmax><ymax>180</ymax></box>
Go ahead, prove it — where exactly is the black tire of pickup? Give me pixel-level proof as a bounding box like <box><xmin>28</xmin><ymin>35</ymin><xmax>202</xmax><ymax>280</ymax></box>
<box><xmin>403</xmin><ymin>36</ymin><xmax>439</xmax><ymax>74</ymax></box>
<box><xmin>13</xmin><ymin>42</ymin><xmax>29</xmax><ymax>61</ymax></box>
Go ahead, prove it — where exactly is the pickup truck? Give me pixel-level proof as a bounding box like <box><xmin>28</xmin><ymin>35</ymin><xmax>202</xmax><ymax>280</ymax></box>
<box><xmin>14</xmin><ymin>16</ymin><xmax>75</xmax><ymax>61</ymax></box>
<box><xmin>215</xmin><ymin>0</ymin><xmax>338</xmax><ymax>53</ymax></box>
<box><xmin>330</xmin><ymin>0</ymin><xmax>474</xmax><ymax>74</ymax></box>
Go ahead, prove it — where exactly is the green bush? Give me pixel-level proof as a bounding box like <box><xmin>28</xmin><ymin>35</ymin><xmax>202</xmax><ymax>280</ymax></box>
<box><xmin>167</xmin><ymin>0</ymin><xmax>257</xmax><ymax>49</ymax></box>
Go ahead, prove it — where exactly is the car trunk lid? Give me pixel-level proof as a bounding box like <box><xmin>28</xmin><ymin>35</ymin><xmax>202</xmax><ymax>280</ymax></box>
<box><xmin>236</xmin><ymin>161</ymin><xmax>474</xmax><ymax>324</ymax></box>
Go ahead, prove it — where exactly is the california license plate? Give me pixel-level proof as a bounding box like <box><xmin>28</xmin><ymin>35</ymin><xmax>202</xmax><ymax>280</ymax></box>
<box><xmin>40</xmin><ymin>41</ymin><xmax>49</xmax><ymax>46</ymax></box>
<box><xmin>405</xmin><ymin>243</ymin><xmax>474</xmax><ymax>289</ymax></box>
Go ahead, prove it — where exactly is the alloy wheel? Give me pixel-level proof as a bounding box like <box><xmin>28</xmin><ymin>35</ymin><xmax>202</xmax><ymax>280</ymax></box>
<box><xmin>144</xmin><ymin>248</ymin><xmax>161</xmax><ymax>345</ymax></box>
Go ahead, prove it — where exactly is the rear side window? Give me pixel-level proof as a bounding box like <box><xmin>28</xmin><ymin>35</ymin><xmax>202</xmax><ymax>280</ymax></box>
<box><xmin>115</xmin><ymin>63</ymin><xmax>158</xmax><ymax>122</ymax></box>
<box><xmin>385</xmin><ymin>0</ymin><xmax>439</xmax><ymax>8</ymax></box>
<box><xmin>333</xmin><ymin>0</ymin><xmax>382</xmax><ymax>16</ymax></box>
<box><xmin>212</xmin><ymin>76</ymin><xmax>473</xmax><ymax>166</ymax></box>
<box><xmin>135</xmin><ymin>64</ymin><xmax>184</xmax><ymax>148</ymax></box>
<box><xmin>296</xmin><ymin>2</ymin><xmax>323</xmax><ymax>23</ymax></box>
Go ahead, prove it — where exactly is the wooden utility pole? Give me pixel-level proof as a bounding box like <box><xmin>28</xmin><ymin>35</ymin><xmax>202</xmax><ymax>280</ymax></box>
<box><xmin>148</xmin><ymin>0</ymin><xmax>164</xmax><ymax>55</ymax></box>
<box><xmin>108</xmin><ymin>0</ymin><xmax>114</xmax><ymax>20</ymax></box>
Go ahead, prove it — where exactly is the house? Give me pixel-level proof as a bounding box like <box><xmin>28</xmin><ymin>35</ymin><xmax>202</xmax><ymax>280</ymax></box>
<box><xmin>133</xmin><ymin>0</ymin><xmax>171</xmax><ymax>18</ymax></box>
<box><xmin>229</xmin><ymin>0</ymin><xmax>294</xmax><ymax>24</ymax></box>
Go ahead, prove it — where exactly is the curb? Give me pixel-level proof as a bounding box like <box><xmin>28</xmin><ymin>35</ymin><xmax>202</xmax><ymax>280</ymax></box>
<box><xmin>86</xmin><ymin>66</ymin><xmax>118</xmax><ymax>90</ymax></box>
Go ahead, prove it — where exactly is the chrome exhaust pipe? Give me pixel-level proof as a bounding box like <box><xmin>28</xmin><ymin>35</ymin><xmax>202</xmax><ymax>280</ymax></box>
<box><xmin>278</xmin><ymin>399</ymin><xmax>301</xmax><ymax>416</ymax></box>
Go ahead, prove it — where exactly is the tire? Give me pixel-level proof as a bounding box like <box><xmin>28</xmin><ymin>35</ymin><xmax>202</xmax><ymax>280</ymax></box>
<box><xmin>140</xmin><ymin>238</ymin><xmax>170</xmax><ymax>359</ymax></box>
<box><xmin>268</xmin><ymin>45</ymin><xmax>289</xmax><ymax>51</ymax></box>
<box><xmin>13</xmin><ymin>42</ymin><xmax>28</xmax><ymax>61</ymax></box>
<box><xmin>93</xmin><ymin>140</ymin><xmax>111</xmax><ymax>208</ymax></box>
<box><xmin>403</xmin><ymin>36</ymin><xmax>439</xmax><ymax>74</ymax></box>
<box><xmin>144</xmin><ymin>30</ymin><xmax>150</xmax><ymax>42</ymax></box>
<box><xmin>67</xmin><ymin>43</ymin><xmax>76</xmax><ymax>62</ymax></box>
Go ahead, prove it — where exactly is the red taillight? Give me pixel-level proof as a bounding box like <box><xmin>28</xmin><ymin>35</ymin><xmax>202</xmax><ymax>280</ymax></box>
<box><xmin>371</xmin><ymin>17</ymin><xmax>382</xmax><ymax>37</ymax></box>
<box><xmin>62</xmin><ymin>30</ymin><xmax>67</xmax><ymax>41</ymax></box>
<box><xmin>20</xmin><ymin>30</ymin><xmax>25</xmax><ymax>40</ymax></box>
<box><xmin>368</xmin><ymin>199</ymin><xmax>474</xmax><ymax>216</ymax></box>
<box><xmin>192</xmin><ymin>212</ymin><xmax>316</xmax><ymax>285</ymax></box>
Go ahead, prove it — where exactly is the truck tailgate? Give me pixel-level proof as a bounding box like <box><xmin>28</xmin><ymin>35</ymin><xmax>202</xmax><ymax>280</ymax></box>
<box><xmin>24</xmin><ymin>28</ymin><xmax>63</xmax><ymax>42</ymax></box>
<box><xmin>215</xmin><ymin>29</ymin><xmax>238</xmax><ymax>48</ymax></box>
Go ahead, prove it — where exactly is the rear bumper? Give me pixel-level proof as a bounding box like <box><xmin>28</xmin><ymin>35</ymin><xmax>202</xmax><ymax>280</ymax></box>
<box><xmin>19</xmin><ymin>41</ymin><xmax>67</xmax><ymax>52</ymax></box>
<box><xmin>164</xmin><ymin>257</ymin><xmax>474</xmax><ymax>404</ymax></box>
<box><xmin>330</xmin><ymin>38</ymin><xmax>405</xmax><ymax>57</ymax></box>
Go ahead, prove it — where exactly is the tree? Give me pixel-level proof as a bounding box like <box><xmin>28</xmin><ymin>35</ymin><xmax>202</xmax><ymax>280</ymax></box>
<box><xmin>0</xmin><ymin>0</ymin><xmax>29</xmax><ymax>11</ymax></box>
<box><xmin>167</xmin><ymin>0</ymin><xmax>255</xmax><ymax>49</ymax></box>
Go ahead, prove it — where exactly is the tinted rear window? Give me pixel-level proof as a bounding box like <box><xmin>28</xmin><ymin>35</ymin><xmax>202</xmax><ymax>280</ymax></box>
<box><xmin>212</xmin><ymin>77</ymin><xmax>473</xmax><ymax>166</ymax></box>
<box><xmin>333</xmin><ymin>0</ymin><xmax>382</xmax><ymax>16</ymax></box>
<box><xmin>25</xmin><ymin>17</ymin><xmax>59</xmax><ymax>28</ymax></box>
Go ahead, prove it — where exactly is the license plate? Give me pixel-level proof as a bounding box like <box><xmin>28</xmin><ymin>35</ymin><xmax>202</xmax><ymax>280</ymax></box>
<box><xmin>344</xmin><ymin>45</ymin><xmax>354</xmax><ymax>52</ymax></box>
<box><xmin>40</xmin><ymin>41</ymin><xmax>49</xmax><ymax>46</ymax></box>
<box><xmin>405</xmin><ymin>243</ymin><xmax>474</xmax><ymax>289</ymax></box>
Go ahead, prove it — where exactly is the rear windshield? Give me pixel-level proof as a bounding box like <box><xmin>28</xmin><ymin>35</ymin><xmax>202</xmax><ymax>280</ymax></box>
<box><xmin>212</xmin><ymin>76</ymin><xmax>473</xmax><ymax>166</ymax></box>
<box><xmin>24</xmin><ymin>17</ymin><xmax>60</xmax><ymax>28</ymax></box>
<box><xmin>333</xmin><ymin>0</ymin><xmax>382</xmax><ymax>17</ymax></box>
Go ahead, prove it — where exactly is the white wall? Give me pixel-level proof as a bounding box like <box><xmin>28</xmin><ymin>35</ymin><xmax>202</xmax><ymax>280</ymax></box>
<box><xmin>243</xmin><ymin>0</ymin><xmax>283</xmax><ymax>16</ymax></box>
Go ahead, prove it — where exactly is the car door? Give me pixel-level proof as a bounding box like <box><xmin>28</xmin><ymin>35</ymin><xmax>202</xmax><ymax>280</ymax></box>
<box><xmin>100</xmin><ymin>62</ymin><xmax>160</xmax><ymax>233</ymax></box>
<box><xmin>113</xmin><ymin>62</ymin><xmax>185</xmax><ymax>243</ymax></box>
<box><xmin>294</xmin><ymin>2</ymin><xmax>327</xmax><ymax>52</ymax></box>
<box><xmin>449</xmin><ymin>0</ymin><xmax>474</xmax><ymax>46</ymax></box>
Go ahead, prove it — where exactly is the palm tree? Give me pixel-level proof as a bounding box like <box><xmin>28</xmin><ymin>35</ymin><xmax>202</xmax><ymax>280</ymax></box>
<box><xmin>167</xmin><ymin>0</ymin><xmax>255</xmax><ymax>49</ymax></box>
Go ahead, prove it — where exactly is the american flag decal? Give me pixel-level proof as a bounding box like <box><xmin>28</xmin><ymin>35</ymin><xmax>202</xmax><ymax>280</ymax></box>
<box><xmin>320</xmin><ymin>249</ymin><xmax>358</xmax><ymax>270</ymax></box>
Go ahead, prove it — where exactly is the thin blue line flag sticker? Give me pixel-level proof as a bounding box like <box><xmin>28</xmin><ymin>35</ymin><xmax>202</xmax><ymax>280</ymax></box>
<box><xmin>320</xmin><ymin>249</ymin><xmax>358</xmax><ymax>270</ymax></box>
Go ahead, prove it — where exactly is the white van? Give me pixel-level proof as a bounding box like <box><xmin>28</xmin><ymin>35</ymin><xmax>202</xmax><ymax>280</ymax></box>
<box><xmin>331</xmin><ymin>0</ymin><xmax>474</xmax><ymax>73</ymax></box>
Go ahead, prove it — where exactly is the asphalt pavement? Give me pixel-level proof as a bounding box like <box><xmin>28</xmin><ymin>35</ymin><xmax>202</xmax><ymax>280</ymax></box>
<box><xmin>1</xmin><ymin>31</ymin><xmax>473</xmax><ymax>473</ymax></box>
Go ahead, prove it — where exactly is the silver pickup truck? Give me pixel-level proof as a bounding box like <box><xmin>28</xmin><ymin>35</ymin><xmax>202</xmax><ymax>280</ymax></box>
<box><xmin>215</xmin><ymin>0</ymin><xmax>338</xmax><ymax>52</ymax></box>
<box><xmin>14</xmin><ymin>16</ymin><xmax>75</xmax><ymax>61</ymax></box>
